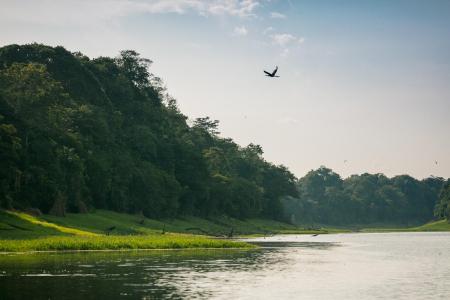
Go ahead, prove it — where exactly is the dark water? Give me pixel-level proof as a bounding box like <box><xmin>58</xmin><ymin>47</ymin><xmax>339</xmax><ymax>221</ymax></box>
<box><xmin>1</xmin><ymin>232</ymin><xmax>449</xmax><ymax>299</ymax></box>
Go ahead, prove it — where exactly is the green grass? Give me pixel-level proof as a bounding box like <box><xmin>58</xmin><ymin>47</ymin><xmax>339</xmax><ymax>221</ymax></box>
<box><xmin>0</xmin><ymin>234</ymin><xmax>254</xmax><ymax>253</ymax></box>
<box><xmin>0</xmin><ymin>209</ymin><xmax>360</xmax><ymax>242</ymax></box>
<box><xmin>8</xmin><ymin>211</ymin><xmax>98</xmax><ymax>236</ymax></box>
<box><xmin>43</xmin><ymin>210</ymin><xmax>163</xmax><ymax>236</ymax></box>
<box><xmin>409</xmin><ymin>219</ymin><xmax>450</xmax><ymax>231</ymax></box>
<box><xmin>357</xmin><ymin>219</ymin><xmax>450</xmax><ymax>233</ymax></box>
<box><xmin>0</xmin><ymin>210</ymin><xmax>254</xmax><ymax>252</ymax></box>
<box><xmin>41</xmin><ymin>210</ymin><xmax>324</xmax><ymax>236</ymax></box>
<box><xmin>3</xmin><ymin>209</ymin><xmax>447</xmax><ymax>253</ymax></box>
<box><xmin>0</xmin><ymin>208</ymin><xmax>340</xmax><ymax>253</ymax></box>
<box><xmin>0</xmin><ymin>210</ymin><xmax>70</xmax><ymax>239</ymax></box>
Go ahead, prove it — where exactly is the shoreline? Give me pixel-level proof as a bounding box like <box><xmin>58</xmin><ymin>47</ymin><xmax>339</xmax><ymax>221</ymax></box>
<box><xmin>0</xmin><ymin>235</ymin><xmax>255</xmax><ymax>253</ymax></box>
<box><xmin>2</xmin><ymin>229</ymin><xmax>450</xmax><ymax>254</ymax></box>
<box><xmin>0</xmin><ymin>246</ymin><xmax>256</xmax><ymax>255</ymax></box>
<box><xmin>1</xmin><ymin>210</ymin><xmax>448</xmax><ymax>254</ymax></box>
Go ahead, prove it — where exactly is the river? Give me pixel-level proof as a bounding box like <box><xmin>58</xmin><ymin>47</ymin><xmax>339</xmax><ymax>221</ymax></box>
<box><xmin>1</xmin><ymin>232</ymin><xmax>449</xmax><ymax>299</ymax></box>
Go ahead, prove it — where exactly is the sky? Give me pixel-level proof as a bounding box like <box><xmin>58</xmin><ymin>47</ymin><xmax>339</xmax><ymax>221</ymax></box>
<box><xmin>1</xmin><ymin>0</ymin><xmax>449</xmax><ymax>179</ymax></box>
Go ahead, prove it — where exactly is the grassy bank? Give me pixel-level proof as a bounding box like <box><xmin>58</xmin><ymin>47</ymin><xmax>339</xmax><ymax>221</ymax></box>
<box><xmin>409</xmin><ymin>219</ymin><xmax>450</xmax><ymax>231</ymax></box>
<box><xmin>1</xmin><ymin>209</ymin><xmax>328</xmax><ymax>239</ymax></box>
<box><xmin>356</xmin><ymin>219</ymin><xmax>450</xmax><ymax>233</ymax></box>
<box><xmin>0</xmin><ymin>234</ymin><xmax>253</xmax><ymax>253</ymax></box>
<box><xmin>0</xmin><ymin>210</ymin><xmax>256</xmax><ymax>252</ymax></box>
<box><xmin>0</xmin><ymin>209</ymin><xmax>342</xmax><ymax>252</ymax></box>
<box><xmin>2</xmin><ymin>210</ymin><xmax>448</xmax><ymax>253</ymax></box>
<box><xmin>41</xmin><ymin>210</ymin><xmax>314</xmax><ymax>237</ymax></box>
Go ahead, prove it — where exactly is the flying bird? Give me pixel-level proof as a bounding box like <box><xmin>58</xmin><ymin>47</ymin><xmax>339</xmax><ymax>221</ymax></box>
<box><xmin>435</xmin><ymin>160</ymin><xmax>438</xmax><ymax>165</ymax></box>
<box><xmin>264</xmin><ymin>66</ymin><xmax>279</xmax><ymax>77</ymax></box>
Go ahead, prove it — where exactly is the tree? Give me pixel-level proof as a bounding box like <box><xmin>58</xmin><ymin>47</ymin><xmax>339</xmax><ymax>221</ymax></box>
<box><xmin>0</xmin><ymin>43</ymin><xmax>301</xmax><ymax>221</ymax></box>
<box><xmin>435</xmin><ymin>181</ymin><xmax>450</xmax><ymax>220</ymax></box>
<box><xmin>287</xmin><ymin>167</ymin><xmax>444</xmax><ymax>226</ymax></box>
<box><xmin>115</xmin><ymin>50</ymin><xmax>152</xmax><ymax>88</ymax></box>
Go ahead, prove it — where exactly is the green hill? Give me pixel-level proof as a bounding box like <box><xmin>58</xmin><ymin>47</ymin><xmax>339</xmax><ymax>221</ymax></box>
<box><xmin>411</xmin><ymin>219</ymin><xmax>450</xmax><ymax>231</ymax></box>
<box><xmin>0</xmin><ymin>43</ymin><xmax>296</xmax><ymax>221</ymax></box>
<box><xmin>1</xmin><ymin>43</ymin><xmax>448</xmax><ymax>234</ymax></box>
<box><xmin>0</xmin><ymin>209</ymin><xmax>306</xmax><ymax>240</ymax></box>
<box><xmin>0</xmin><ymin>208</ymin><xmax>303</xmax><ymax>252</ymax></box>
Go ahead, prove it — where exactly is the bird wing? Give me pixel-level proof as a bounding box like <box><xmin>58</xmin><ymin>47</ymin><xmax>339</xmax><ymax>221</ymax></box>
<box><xmin>271</xmin><ymin>67</ymin><xmax>278</xmax><ymax>76</ymax></box>
<box><xmin>264</xmin><ymin>70</ymin><xmax>271</xmax><ymax>76</ymax></box>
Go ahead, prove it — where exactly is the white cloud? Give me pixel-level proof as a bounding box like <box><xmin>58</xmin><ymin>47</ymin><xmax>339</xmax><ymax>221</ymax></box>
<box><xmin>270</xmin><ymin>33</ymin><xmax>304</xmax><ymax>47</ymax></box>
<box><xmin>268</xmin><ymin>32</ymin><xmax>304</xmax><ymax>58</ymax></box>
<box><xmin>0</xmin><ymin>0</ymin><xmax>262</xmax><ymax>26</ymax></box>
<box><xmin>233</xmin><ymin>26</ymin><xmax>248</xmax><ymax>36</ymax></box>
<box><xmin>127</xmin><ymin>0</ymin><xmax>262</xmax><ymax>18</ymax></box>
<box><xmin>270</xmin><ymin>33</ymin><xmax>296</xmax><ymax>46</ymax></box>
<box><xmin>208</xmin><ymin>0</ymin><xmax>261</xmax><ymax>17</ymax></box>
<box><xmin>270</xmin><ymin>12</ymin><xmax>286</xmax><ymax>19</ymax></box>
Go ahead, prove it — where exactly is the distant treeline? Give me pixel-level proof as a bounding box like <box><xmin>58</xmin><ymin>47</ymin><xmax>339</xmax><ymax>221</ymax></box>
<box><xmin>283</xmin><ymin>167</ymin><xmax>450</xmax><ymax>225</ymax></box>
<box><xmin>0</xmin><ymin>44</ymin><xmax>448</xmax><ymax>225</ymax></box>
<box><xmin>0</xmin><ymin>44</ymin><xmax>296</xmax><ymax>220</ymax></box>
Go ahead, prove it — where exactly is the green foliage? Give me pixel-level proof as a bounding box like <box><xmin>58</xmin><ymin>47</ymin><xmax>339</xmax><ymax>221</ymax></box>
<box><xmin>0</xmin><ymin>43</ymin><xmax>297</xmax><ymax>221</ymax></box>
<box><xmin>3</xmin><ymin>43</ymin><xmax>442</xmax><ymax>227</ymax></box>
<box><xmin>286</xmin><ymin>166</ymin><xmax>446</xmax><ymax>225</ymax></box>
<box><xmin>434</xmin><ymin>180</ymin><xmax>450</xmax><ymax>220</ymax></box>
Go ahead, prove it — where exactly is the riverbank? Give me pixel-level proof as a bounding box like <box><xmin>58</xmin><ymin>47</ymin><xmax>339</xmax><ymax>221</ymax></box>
<box><xmin>1</xmin><ymin>210</ymin><xmax>448</xmax><ymax>252</ymax></box>
<box><xmin>0</xmin><ymin>208</ymin><xmax>347</xmax><ymax>252</ymax></box>
<box><xmin>0</xmin><ymin>210</ymin><xmax>257</xmax><ymax>252</ymax></box>
<box><xmin>0</xmin><ymin>209</ymin><xmax>329</xmax><ymax>240</ymax></box>
<box><xmin>359</xmin><ymin>219</ymin><xmax>450</xmax><ymax>233</ymax></box>
<box><xmin>0</xmin><ymin>234</ymin><xmax>253</xmax><ymax>253</ymax></box>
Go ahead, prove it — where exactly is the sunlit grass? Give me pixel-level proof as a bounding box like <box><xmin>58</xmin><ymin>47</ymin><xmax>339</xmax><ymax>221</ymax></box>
<box><xmin>0</xmin><ymin>234</ymin><xmax>254</xmax><ymax>253</ymax></box>
<box><xmin>359</xmin><ymin>219</ymin><xmax>450</xmax><ymax>232</ymax></box>
<box><xmin>42</xmin><ymin>210</ymin><xmax>316</xmax><ymax>236</ymax></box>
<box><xmin>6</xmin><ymin>211</ymin><xmax>99</xmax><ymax>237</ymax></box>
<box><xmin>43</xmin><ymin>210</ymin><xmax>164</xmax><ymax>235</ymax></box>
<box><xmin>0</xmin><ymin>210</ymin><xmax>254</xmax><ymax>252</ymax></box>
<box><xmin>410</xmin><ymin>219</ymin><xmax>450</xmax><ymax>231</ymax></box>
<box><xmin>2</xmin><ymin>209</ymin><xmax>448</xmax><ymax>253</ymax></box>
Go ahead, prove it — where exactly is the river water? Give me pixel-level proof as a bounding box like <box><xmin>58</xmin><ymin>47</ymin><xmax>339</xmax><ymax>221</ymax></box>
<box><xmin>1</xmin><ymin>232</ymin><xmax>449</xmax><ymax>299</ymax></box>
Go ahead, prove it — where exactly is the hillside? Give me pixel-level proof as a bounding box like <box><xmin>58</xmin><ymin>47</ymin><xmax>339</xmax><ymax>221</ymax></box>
<box><xmin>0</xmin><ymin>209</ymin><xmax>309</xmax><ymax>241</ymax></box>
<box><xmin>0</xmin><ymin>43</ymin><xmax>448</xmax><ymax>229</ymax></box>
<box><xmin>0</xmin><ymin>208</ymin><xmax>321</xmax><ymax>252</ymax></box>
<box><xmin>0</xmin><ymin>43</ymin><xmax>296</xmax><ymax>221</ymax></box>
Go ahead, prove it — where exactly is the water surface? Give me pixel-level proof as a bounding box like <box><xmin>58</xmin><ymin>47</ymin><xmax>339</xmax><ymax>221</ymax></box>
<box><xmin>1</xmin><ymin>232</ymin><xmax>449</xmax><ymax>299</ymax></box>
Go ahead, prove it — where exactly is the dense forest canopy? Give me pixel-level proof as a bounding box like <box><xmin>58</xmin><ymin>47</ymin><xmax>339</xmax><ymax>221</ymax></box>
<box><xmin>0</xmin><ymin>44</ymin><xmax>297</xmax><ymax>220</ymax></box>
<box><xmin>0</xmin><ymin>44</ymin><xmax>448</xmax><ymax>224</ymax></box>
<box><xmin>284</xmin><ymin>166</ymin><xmax>448</xmax><ymax>225</ymax></box>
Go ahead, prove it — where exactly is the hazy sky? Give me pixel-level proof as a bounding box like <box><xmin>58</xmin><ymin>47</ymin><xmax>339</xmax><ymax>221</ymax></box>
<box><xmin>1</xmin><ymin>0</ymin><xmax>449</xmax><ymax>179</ymax></box>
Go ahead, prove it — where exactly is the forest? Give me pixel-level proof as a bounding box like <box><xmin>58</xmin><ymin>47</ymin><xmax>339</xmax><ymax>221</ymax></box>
<box><xmin>0</xmin><ymin>44</ymin><xmax>448</xmax><ymax>225</ymax></box>
<box><xmin>285</xmin><ymin>167</ymin><xmax>449</xmax><ymax>226</ymax></box>
<box><xmin>0</xmin><ymin>44</ymin><xmax>297</xmax><ymax>220</ymax></box>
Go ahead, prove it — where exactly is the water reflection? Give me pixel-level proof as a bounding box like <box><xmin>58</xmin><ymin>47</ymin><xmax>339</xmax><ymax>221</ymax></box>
<box><xmin>1</xmin><ymin>233</ymin><xmax>450</xmax><ymax>299</ymax></box>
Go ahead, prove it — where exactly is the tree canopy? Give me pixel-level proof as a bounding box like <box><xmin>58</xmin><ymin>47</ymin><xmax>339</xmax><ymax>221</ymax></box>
<box><xmin>0</xmin><ymin>44</ymin><xmax>447</xmax><ymax>225</ymax></box>
<box><xmin>0</xmin><ymin>43</ymin><xmax>296</xmax><ymax>220</ymax></box>
<box><xmin>284</xmin><ymin>166</ymin><xmax>446</xmax><ymax>226</ymax></box>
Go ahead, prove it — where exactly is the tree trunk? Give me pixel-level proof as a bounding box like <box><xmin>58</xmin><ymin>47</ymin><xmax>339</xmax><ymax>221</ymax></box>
<box><xmin>49</xmin><ymin>192</ymin><xmax>66</xmax><ymax>217</ymax></box>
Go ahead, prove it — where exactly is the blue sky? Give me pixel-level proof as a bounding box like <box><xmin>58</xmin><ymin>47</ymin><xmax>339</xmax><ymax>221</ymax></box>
<box><xmin>1</xmin><ymin>0</ymin><xmax>449</xmax><ymax>179</ymax></box>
